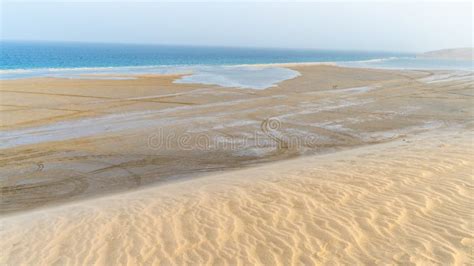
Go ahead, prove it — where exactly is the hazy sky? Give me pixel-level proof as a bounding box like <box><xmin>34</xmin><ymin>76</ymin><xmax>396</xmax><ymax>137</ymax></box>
<box><xmin>1</xmin><ymin>1</ymin><xmax>472</xmax><ymax>52</ymax></box>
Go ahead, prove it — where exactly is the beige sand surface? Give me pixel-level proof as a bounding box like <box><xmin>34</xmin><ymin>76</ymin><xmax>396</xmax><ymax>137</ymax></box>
<box><xmin>1</xmin><ymin>127</ymin><xmax>472</xmax><ymax>265</ymax></box>
<box><xmin>1</xmin><ymin>65</ymin><xmax>473</xmax><ymax>213</ymax></box>
<box><xmin>1</xmin><ymin>64</ymin><xmax>473</xmax><ymax>265</ymax></box>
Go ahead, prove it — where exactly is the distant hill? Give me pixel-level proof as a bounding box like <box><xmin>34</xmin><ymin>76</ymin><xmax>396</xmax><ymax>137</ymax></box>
<box><xmin>417</xmin><ymin>48</ymin><xmax>473</xmax><ymax>61</ymax></box>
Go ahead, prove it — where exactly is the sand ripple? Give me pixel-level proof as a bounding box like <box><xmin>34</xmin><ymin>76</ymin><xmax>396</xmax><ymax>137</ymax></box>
<box><xmin>1</xmin><ymin>128</ymin><xmax>473</xmax><ymax>265</ymax></box>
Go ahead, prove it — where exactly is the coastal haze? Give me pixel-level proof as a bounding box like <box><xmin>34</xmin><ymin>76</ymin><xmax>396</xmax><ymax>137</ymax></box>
<box><xmin>1</xmin><ymin>1</ymin><xmax>473</xmax><ymax>265</ymax></box>
<box><xmin>2</xmin><ymin>1</ymin><xmax>472</xmax><ymax>51</ymax></box>
<box><xmin>417</xmin><ymin>48</ymin><xmax>474</xmax><ymax>60</ymax></box>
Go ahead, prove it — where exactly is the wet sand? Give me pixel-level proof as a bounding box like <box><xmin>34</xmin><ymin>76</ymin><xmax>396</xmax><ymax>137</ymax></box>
<box><xmin>1</xmin><ymin>65</ymin><xmax>473</xmax><ymax>212</ymax></box>
<box><xmin>0</xmin><ymin>64</ymin><xmax>473</xmax><ymax>264</ymax></box>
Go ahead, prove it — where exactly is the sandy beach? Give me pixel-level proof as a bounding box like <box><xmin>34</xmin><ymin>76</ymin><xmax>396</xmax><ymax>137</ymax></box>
<box><xmin>1</xmin><ymin>64</ymin><xmax>473</xmax><ymax>264</ymax></box>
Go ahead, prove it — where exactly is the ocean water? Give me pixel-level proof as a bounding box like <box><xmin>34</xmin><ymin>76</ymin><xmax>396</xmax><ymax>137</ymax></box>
<box><xmin>1</xmin><ymin>41</ymin><xmax>406</xmax><ymax>70</ymax></box>
<box><xmin>1</xmin><ymin>41</ymin><xmax>472</xmax><ymax>89</ymax></box>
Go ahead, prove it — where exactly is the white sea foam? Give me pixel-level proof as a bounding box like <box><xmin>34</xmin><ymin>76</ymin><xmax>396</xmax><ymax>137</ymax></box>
<box><xmin>349</xmin><ymin>57</ymin><xmax>401</xmax><ymax>63</ymax></box>
<box><xmin>0</xmin><ymin>65</ymin><xmax>192</xmax><ymax>80</ymax></box>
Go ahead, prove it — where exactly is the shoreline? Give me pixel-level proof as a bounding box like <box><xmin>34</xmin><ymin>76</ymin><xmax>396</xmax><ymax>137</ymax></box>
<box><xmin>1</xmin><ymin>56</ymin><xmax>473</xmax><ymax>81</ymax></box>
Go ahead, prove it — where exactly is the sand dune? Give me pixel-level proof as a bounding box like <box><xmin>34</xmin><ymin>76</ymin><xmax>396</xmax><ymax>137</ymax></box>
<box><xmin>417</xmin><ymin>47</ymin><xmax>474</xmax><ymax>61</ymax></box>
<box><xmin>417</xmin><ymin>48</ymin><xmax>474</xmax><ymax>61</ymax></box>
<box><xmin>1</xmin><ymin>127</ymin><xmax>472</xmax><ymax>265</ymax></box>
<box><xmin>1</xmin><ymin>65</ymin><xmax>473</xmax><ymax>265</ymax></box>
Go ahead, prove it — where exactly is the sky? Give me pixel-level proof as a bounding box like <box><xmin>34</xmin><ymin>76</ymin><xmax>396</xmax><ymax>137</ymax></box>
<box><xmin>1</xmin><ymin>1</ymin><xmax>472</xmax><ymax>52</ymax></box>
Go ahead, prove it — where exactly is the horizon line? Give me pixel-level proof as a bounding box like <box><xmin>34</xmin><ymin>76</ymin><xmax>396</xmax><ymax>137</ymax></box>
<box><xmin>1</xmin><ymin>39</ymin><xmax>420</xmax><ymax>54</ymax></box>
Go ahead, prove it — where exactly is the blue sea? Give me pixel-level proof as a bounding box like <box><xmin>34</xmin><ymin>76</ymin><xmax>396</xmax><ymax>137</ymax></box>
<box><xmin>1</xmin><ymin>41</ymin><xmax>410</xmax><ymax>70</ymax></box>
<box><xmin>1</xmin><ymin>41</ymin><xmax>472</xmax><ymax>88</ymax></box>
